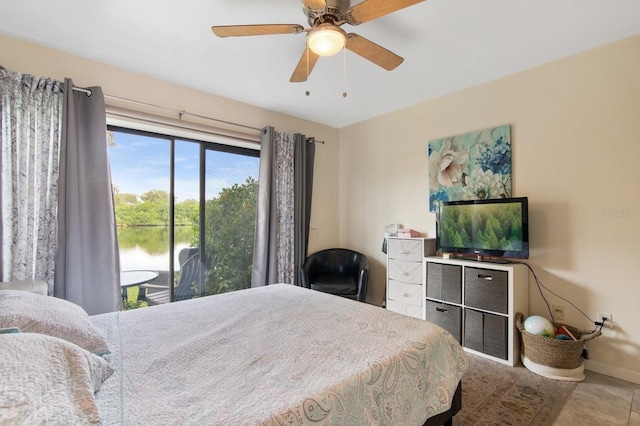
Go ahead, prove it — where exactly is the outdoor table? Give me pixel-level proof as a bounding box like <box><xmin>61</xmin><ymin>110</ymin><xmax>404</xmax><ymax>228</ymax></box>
<box><xmin>120</xmin><ymin>270</ymin><xmax>159</xmax><ymax>300</ymax></box>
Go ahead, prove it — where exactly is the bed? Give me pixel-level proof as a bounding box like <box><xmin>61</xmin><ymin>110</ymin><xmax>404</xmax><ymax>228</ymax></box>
<box><xmin>0</xmin><ymin>284</ymin><xmax>466</xmax><ymax>425</ymax></box>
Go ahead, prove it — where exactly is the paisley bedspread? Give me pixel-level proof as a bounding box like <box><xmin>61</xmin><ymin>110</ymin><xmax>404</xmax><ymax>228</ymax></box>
<box><xmin>92</xmin><ymin>284</ymin><xmax>466</xmax><ymax>425</ymax></box>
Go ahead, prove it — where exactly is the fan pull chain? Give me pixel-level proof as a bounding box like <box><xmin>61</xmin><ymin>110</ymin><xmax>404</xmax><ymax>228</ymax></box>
<box><xmin>342</xmin><ymin>48</ymin><xmax>347</xmax><ymax>98</ymax></box>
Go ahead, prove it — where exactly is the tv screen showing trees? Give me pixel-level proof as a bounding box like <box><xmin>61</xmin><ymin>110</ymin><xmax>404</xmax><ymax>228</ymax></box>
<box><xmin>440</xmin><ymin>201</ymin><xmax>524</xmax><ymax>253</ymax></box>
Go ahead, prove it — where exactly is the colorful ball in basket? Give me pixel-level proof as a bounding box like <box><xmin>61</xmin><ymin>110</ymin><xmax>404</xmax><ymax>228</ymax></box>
<box><xmin>524</xmin><ymin>315</ymin><xmax>555</xmax><ymax>338</ymax></box>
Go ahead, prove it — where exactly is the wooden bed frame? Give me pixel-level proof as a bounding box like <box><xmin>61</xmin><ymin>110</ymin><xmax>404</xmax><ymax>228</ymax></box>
<box><xmin>423</xmin><ymin>382</ymin><xmax>462</xmax><ymax>426</ymax></box>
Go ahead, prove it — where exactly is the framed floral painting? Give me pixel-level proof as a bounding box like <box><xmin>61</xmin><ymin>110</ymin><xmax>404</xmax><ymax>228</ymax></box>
<box><xmin>428</xmin><ymin>124</ymin><xmax>512</xmax><ymax>212</ymax></box>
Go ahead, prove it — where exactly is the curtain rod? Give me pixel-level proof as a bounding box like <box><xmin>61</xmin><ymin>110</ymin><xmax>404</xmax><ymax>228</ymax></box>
<box><xmin>176</xmin><ymin>110</ymin><xmax>261</xmax><ymax>132</ymax></box>
<box><xmin>72</xmin><ymin>86</ymin><xmax>261</xmax><ymax>132</ymax></box>
<box><xmin>73</xmin><ymin>85</ymin><xmax>325</xmax><ymax>143</ymax></box>
<box><xmin>72</xmin><ymin>86</ymin><xmax>92</xmax><ymax>96</ymax></box>
<box><xmin>107</xmin><ymin>93</ymin><xmax>262</xmax><ymax>132</ymax></box>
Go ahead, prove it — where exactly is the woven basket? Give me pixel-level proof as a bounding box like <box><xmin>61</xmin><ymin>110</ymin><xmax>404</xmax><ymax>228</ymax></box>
<box><xmin>515</xmin><ymin>312</ymin><xmax>601</xmax><ymax>369</ymax></box>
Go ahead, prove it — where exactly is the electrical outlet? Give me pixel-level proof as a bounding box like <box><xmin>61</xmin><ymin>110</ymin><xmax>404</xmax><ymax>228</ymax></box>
<box><xmin>597</xmin><ymin>312</ymin><xmax>613</xmax><ymax>329</ymax></box>
<box><xmin>553</xmin><ymin>304</ymin><xmax>565</xmax><ymax>321</ymax></box>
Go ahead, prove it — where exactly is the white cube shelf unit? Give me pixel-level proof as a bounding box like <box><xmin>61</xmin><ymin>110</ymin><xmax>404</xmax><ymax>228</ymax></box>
<box><xmin>423</xmin><ymin>256</ymin><xmax>529</xmax><ymax>366</ymax></box>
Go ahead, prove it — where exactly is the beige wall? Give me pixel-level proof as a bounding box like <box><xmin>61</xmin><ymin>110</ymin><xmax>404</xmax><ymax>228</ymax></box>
<box><xmin>2</xmin><ymin>32</ymin><xmax>639</xmax><ymax>382</ymax></box>
<box><xmin>339</xmin><ymin>34</ymin><xmax>640</xmax><ymax>383</ymax></box>
<box><xmin>0</xmin><ymin>33</ymin><xmax>340</xmax><ymax>253</ymax></box>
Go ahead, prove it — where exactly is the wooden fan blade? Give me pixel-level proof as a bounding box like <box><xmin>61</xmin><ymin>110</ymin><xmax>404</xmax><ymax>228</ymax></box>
<box><xmin>348</xmin><ymin>0</ymin><xmax>425</xmax><ymax>24</ymax></box>
<box><xmin>302</xmin><ymin>0</ymin><xmax>327</xmax><ymax>10</ymax></box>
<box><xmin>346</xmin><ymin>33</ymin><xmax>403</xmax><ymax>70</ymax></box>
<box><xmin>290</xmin><ymin>48</ymin><xmax>320</xmax><ymax>83</ymax></box>
<box><xmin>212</xmin><ymin>24</ymin><xmax>304</xmax><ymax>38</ymax></box>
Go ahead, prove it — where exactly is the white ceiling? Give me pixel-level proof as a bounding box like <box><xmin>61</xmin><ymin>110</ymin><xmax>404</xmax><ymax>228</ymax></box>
<box><xmin>2</xmin><ymin>0</ymin><xmax>640</xmax><ymax>128</ymax></box>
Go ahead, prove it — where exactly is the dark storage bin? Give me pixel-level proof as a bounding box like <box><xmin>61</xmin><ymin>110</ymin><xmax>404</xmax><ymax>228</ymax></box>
<box><xmin>464</xmin><ymin>267</ymin><xmax>508</xmax><ymax>314</ymax></box>
<box><xmin>425</xmin><ymin>300</ymin><xmax>462</xmax><ymax>344</ymax></box>
<box><xmin>464</xmin><ymin>308</ymin><xmax>508</xmax><ymax>360</ymax></box>
<box><xmin>426</xmin><ymin>263</ymin><xmax>462</xmax><ymax>304</ymax></box>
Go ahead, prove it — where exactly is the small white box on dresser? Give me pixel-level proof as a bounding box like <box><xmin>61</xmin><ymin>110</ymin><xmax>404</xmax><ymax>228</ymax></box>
<box><xmin>385</xmin><ymin>237</ymin><xmax>435</xmax><ymax>320</ymax></box>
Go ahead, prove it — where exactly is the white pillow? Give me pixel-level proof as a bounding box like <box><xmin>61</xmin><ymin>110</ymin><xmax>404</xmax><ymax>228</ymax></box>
<box><xmin>0</xmin><ymin>332</ymin><xmax>113</xmax><ymax>424</ymax></box>
<box><xmin>0</xmin><ymin>290</ymin><xmax>110</xmax><ymax>355</ymax></box>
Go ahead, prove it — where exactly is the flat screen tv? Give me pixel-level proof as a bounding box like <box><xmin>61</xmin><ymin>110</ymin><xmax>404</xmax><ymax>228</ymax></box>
<box><xmin>436</xmin><ymin>197</ymin><xmax>529</xmax><ymax>259</ymax></box>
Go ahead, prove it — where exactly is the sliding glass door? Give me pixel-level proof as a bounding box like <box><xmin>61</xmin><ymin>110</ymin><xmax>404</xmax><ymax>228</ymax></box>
<box><xmin>203</xmin><ymin>148</ymin><xmax>259</xmax><ymax>296</ymax></box>
<box><xmin>108</xmin><ymin>127</ymin><xmax>259</xmax><ymax>309</ymax></box>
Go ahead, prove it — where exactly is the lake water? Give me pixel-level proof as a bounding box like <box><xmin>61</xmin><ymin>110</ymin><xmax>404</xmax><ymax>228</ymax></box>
<box><xmin>117</xmin><ymin>226</ymin><xmax>193</xmax><ymax>271</ymax></box>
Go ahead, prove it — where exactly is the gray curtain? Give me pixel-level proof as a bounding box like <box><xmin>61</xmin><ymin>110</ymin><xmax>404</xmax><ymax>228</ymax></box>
<box><xmin>294</xmin><ymin>135</ymin><xmax>315</xmax><ymax>286</ymax></box>
<box><xmin>54</xmin><ymin>79</ymin><xmax>120</xmax><ymax>315</ymax></box>
<box><xmin>0</xmin><ymin>67</ymin><xmax>63</xmax><ymax>288</ymax></box>
<box><xmin>251</xmin><ymin>127</ymin><xmax>315</xmax><ymax>287</ymax></box>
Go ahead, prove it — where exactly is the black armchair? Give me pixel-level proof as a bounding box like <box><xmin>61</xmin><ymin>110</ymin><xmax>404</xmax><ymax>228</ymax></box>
<box><xmin>300</xmin><ymin>248</ymin><xmax>369</xmax><ymax>302</ymax></box>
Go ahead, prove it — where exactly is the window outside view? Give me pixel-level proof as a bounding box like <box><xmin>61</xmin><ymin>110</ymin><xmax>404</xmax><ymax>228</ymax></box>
<box><xmin>107</xmin><ymin>128</ymin><xmax>259</xmax><ymax>309</ymax></box>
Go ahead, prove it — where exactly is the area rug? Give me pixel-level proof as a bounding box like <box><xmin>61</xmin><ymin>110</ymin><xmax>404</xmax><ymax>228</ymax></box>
<box><xmin>453</xmin><ymin>353</ymin><xmax>577</xmax><ymax>425</ymax></box>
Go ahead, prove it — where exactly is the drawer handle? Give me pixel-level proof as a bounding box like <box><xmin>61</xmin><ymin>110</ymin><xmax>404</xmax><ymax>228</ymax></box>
<box><xmin>400</xmin><ymin>271</ymin><xmax>409</xmax><ymax>276</ymax></box>
<box><xmin>402</xmin><ymin>293</ymin><xmax>410</xmax><ymax>298</ymax></box>
<box><xmin>436</xmin><ymin>307</ymin><xmax>448</xmax><ymax>313</ymax></box>
<box><xmin>478</xmin><ymin>274</ymin><xmax>493</xmax><ymax>280</ymax></box>
<box><xmin>400</xmin><ymin>250</ymin><xmax>411</xmax><ymax>255</ymax></box>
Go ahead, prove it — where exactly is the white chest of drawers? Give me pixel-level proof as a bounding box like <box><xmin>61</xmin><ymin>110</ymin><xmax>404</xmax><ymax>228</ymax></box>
<box><xmin>385</xmin><ymin>237</ymin><xmax>435</xmax><ymax>319</ymax></box>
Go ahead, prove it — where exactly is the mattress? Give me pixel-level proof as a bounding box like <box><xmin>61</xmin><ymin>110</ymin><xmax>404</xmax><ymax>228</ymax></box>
<box><xmin>92</xmin><ymin>284</ymin><xmax>467</xmax><ymax>425</ymax></box>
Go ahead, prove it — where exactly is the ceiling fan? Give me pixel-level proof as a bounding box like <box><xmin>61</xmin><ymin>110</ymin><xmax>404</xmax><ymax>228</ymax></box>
<box><xmin>211</xmin><ymin>0</ymin><xmax>426</xmax><ymax>83</ymax></box>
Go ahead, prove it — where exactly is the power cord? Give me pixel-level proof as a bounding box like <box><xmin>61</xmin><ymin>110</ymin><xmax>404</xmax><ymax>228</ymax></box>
<box><xmin>507</xmin><ymin>260</ymin><xmax>600</xmax><ymax>333</ymax></box>
<box><xmin>594</xmin><ymin>317</ymin><xmax>608</xmax><ymax>332</ymax></box>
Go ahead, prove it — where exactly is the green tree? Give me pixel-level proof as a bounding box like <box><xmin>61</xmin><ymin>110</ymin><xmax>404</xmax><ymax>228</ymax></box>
<box><xmin>115</xmin><ymin>193</ymin><xmax>139</xmax><ymax>205</ymax></box>
<box><xmin>200</xmin><ymin>177</ymin><xmax>258</xmax><ymax>296</ymax></box>
<box><xmin>175</xmin><ymin>199</ymin><xmax>198</xmax><ymax>225</ymax></box>
<box><xmin>115</xmin><ymin>190</ymin><xmax>172</xmax><ymax>227</ymax></box>
<box><xmin>483</xmin><ymin>215</ymin><xmax>503</xmax><ymax>247</ymax></box>
<box><xmin>141</xmin><ymin>190</ymin><xmax>170</xmax><ymax>204</ymax></box>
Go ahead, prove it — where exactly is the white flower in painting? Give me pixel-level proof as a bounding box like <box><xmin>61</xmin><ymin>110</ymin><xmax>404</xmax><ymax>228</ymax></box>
<box><xmin>462</xmin><ymin>168</ymin><xmax>504</xmax><ymax>200</ymax></box>
<box><xmin>429</xmin><ymin>139</ymin><xmax>469</xmax><ymax>190</ymax></box>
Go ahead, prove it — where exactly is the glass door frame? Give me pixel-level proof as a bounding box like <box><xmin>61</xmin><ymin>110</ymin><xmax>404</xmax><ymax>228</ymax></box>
<box><xmin>108</xmin><ymin>125</ymin><xmax>259</xmax><ymax>303</ymax></box>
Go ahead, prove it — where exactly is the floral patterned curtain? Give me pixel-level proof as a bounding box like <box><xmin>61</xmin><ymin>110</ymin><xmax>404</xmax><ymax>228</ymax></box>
<box><xmin>273</xmin><ymin>130</ymin><xmax>296</xmax><ymax>283</ymax></box>
<box><xmin>251</xmin><ymin>127</ymin><xmax>315</xmax><ymax>287</ymax></box>
<box><xmin>0</xmin><ymin>67</ymin><xmax>63</xmax><ymax>289</ymax></box>
<box><xmin>1</xmin><ymin>69</ymin><xmax>119</xmax><ymax>314</ymax></box>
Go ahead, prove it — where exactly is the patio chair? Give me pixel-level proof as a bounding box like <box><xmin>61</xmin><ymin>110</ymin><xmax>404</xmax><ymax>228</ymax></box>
<box><xmin>142</xmin><ymin>251</ymin><xmax>201</xmax><ymax>305</ymax></box>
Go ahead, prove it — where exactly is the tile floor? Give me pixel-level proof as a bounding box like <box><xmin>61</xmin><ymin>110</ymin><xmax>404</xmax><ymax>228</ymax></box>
<box><xmin>554</xmin><ymin>370</ymin><xmax>640</xmax><ymax>425</ymax></box>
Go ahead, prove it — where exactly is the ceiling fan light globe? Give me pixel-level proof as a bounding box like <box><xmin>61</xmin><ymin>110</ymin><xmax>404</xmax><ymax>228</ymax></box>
<box><xmin>307</xmin><ymin>26</ymin><xmax>346</xmax><ymax>56</ymax></box>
